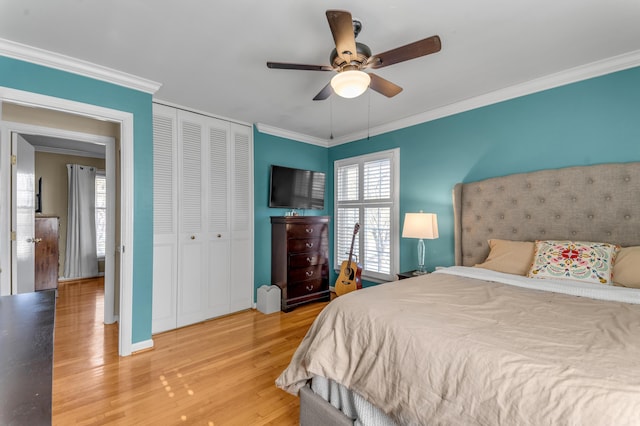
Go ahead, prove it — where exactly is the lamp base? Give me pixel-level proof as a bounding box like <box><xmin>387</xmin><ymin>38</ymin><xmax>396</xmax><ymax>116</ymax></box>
<box><xmin>412</xmin><ymin>269</ymin><xmax>428</xmax><ymax>276</ymax></box>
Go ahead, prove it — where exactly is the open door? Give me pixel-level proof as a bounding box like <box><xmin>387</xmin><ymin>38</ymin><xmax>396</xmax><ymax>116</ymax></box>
<box><xmin>12</xmin><ymin>133</ymin><xmax>35</xmax><ymax>294</ymax></box>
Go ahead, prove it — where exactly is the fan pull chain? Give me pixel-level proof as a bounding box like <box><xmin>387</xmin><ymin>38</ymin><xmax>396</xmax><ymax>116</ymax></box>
<box><xmin>330</xmin><ymin>96</ymin><xmax>334</xmax><ymax>140</ymax></box>
<box><xmin>367</xmin><ymin>90</ymin><xmax>371</xmax><ymax>140</ymax></box>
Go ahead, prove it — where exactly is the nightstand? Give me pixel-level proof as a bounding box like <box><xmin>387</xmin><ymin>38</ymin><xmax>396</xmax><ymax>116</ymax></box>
<box><xmin>396</xmin><ymin>270</ymin><xmax>427</xmax><ymax>280</ymax></box>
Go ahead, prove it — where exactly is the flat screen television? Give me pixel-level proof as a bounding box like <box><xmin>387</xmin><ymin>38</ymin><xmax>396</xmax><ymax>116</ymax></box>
<box><xmin>269</xmin><ymin>165</ymin><xmax>325</xmax><ymax>210</ymax></box>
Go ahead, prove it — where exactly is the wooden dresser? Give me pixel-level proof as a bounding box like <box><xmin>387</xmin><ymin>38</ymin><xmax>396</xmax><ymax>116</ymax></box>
<box><xmin>271</xmin><ymin>216</ymin><xmax>330</xmax><ymax>311</ymax></box>
<box><xmin>35</xmin><ymin>216</ymin><xmax>60</xmax><ymax>291</ymax></box>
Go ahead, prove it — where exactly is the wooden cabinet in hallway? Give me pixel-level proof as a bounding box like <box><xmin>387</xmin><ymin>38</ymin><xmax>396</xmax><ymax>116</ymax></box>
<box><xmin>35</xmin><ymin>215</ymin><xmax>60</xmax><ymax>291</ymax></box>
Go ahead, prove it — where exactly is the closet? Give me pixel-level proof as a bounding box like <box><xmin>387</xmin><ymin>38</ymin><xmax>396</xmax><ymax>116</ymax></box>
<box><xmin>152</xmin><ymin>103</ymin><xmax>253</xmax><ymax>333</ymax></box>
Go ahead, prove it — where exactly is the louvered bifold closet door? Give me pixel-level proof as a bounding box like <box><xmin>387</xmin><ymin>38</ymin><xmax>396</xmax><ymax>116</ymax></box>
<box><xmin>206</xmin><ymin>119</ymin><xmax>232</xmax><ymax>319</ymax></box>
<box><xmin>229</xmin><ymin>124</ymin><xmax>253</xmax><ymax>312</ymax></box>
<box><xmin>177</xmin><ymin>111</ymin><xmax>210</xmax><ymax>327</ymax></box>
<box><xmin>152</xmin><ymin>104</ymin><xmax>254</xmax><ymax>333</ymax></box>
<box><xmin>152</xmin><ymin>104</ymin><xmax>179</xmax><ymax>333</ymax></box>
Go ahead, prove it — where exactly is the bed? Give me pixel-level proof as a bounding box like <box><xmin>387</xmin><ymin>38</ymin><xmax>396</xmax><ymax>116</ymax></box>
<box><xmin>276</xmin><ymin>162</ymin><xmax>640</xmax><ymax>425</ymax></box>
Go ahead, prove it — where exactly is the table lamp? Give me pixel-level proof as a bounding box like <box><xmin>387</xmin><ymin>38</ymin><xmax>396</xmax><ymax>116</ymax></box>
<box><xmin>402</xmin><ymin>211</ymin><xmax>439</xmax><ymax>275</ymax></box>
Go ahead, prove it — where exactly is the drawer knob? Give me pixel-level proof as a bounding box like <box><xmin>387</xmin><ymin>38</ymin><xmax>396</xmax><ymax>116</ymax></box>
<box><xmin>306</xmin><ymin>284</ymin><xmax>314</xmax><ymax>291</ymax></box>
<box><xmin>306</xmin><ymin>257</ymin><xmax>312</xmax><ymax>263</ymax></box>
<box><xmin>305</xmin><ymin>270</ymin><xmax>314</xmax><ymax>277</ymax></box>
<box><xmin>305</xmin><ymin>228</ymin><xmax>314</xmax><ymax>233</ymax></box>
<box><xmin>305</xmin><ymin>242</ymin><xmax>314</xmax><ymax>248</ymax></box>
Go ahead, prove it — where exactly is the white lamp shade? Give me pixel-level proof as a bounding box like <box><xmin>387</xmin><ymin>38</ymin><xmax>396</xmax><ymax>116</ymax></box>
<box><xmin>402</xmin><ymin>212</ymin><xmax>439</xmax><ymax>239</ymax></box>
<box><xmin>330</xmin><ymin>70</ymin><xmax>371</xmax><ymax>98</ymax></box>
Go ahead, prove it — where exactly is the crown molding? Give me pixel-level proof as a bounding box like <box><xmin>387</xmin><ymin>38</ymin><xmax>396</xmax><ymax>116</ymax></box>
<box><xmin>153</xmin><ymin>98</ymin><xmax>252</xmax><ymax>128</ymax></box>
<box><xmin>324</xmin><ymin>49</ymin><xmax>640</xmax><ymax>147</ymax></box>
<box><xmin>255</xmin><ymin>122</ymin><xmax>329</xmax><ymax>147</ymax></box>
<box><xmin>0</xmin><ymin>38</ymin><xmax>161</xmax><ymax>94</ymax></box>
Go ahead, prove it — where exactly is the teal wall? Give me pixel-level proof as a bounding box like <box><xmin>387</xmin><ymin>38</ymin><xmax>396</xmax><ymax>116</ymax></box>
<box><xmin>329</xmin><ymin>66</ymin><xmax>640</xmax><ymax>273</ymax></box>
<box><xmin>0</xmin><ymin>56</ymin><xmax>154</xmax><ymax>343</ymax></box>
<box><xmin>254</xmin><ymin>66</ymin><xmax>640</xmax><ymax>294</ymax></box>
<box><xmin>253</xmin><ymin>130</ymin><xmax>330</xmax><ymax>296</ymax></box>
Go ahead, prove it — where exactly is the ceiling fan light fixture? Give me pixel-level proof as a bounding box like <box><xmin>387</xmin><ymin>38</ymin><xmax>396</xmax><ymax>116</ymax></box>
<box><xmin>331</xmin><ymin>70</ymin><xmax>371</xmax><ymax>98</ymax></box>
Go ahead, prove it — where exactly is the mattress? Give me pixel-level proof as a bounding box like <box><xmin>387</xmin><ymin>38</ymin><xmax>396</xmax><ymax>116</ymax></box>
<box><xmin>277</xmin><ymin>267</ymin><xmax>640</xmax><ymax>425</ymax></box>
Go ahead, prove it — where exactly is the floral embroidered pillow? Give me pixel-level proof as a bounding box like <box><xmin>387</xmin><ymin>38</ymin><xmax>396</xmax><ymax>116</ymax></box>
<box><xmin>527</xmin><ymin>240</ymin><xmax>620</xmax><ymax>284</ymax></box>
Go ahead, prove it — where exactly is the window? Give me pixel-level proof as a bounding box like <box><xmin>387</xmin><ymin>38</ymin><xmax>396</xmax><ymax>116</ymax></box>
<box><xmin>334</xmin><ymin>149</ymin><xmax>399</xmax><ymax>282</ymax></box>
<box><xmin>95</xmin><ymin>172</ymin><xmax>106</xmax><ymax>258</ymax></box>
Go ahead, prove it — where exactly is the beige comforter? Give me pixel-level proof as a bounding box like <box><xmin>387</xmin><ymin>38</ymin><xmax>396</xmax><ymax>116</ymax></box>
<box><xmin>276</xmin><ymin>268</ymin><xmax>640</xmax><ymax>425</ymax></box>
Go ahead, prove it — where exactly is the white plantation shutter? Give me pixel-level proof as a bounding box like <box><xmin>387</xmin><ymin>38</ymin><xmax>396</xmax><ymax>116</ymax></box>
<box><xmin>336</xmin><ymin>164</ymin><xmax>359</xmax><ymax>201</ymax></box>
<box><xmin>364</xmin><ymin>159</ymin><xmax>391</xmax><ymax>199</ymax></box>
<box><xmin>336</xmin><ymin>208</ymin><xmax>360</xmax><ymax>265</ymax></box>
<box><xmin>364</xmin><ymin>207</ymin><xmax>391</xmax><ymax>274</ymax></box>
<box><xmin>334</xmin><ymin>149</ymin><xmax>399</xmax><ymax>281</ymax></box>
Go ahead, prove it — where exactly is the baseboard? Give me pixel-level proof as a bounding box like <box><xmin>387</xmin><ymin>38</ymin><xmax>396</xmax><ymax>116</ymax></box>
<box><xmin>131</xmin><ymin>339</ymin><xmax>154</xmax><ymax>353</ymax></box>
<box><xmin>58</xmin><ymin>275</ymin><xmax>102</xmax><ymax>282</ymax></box>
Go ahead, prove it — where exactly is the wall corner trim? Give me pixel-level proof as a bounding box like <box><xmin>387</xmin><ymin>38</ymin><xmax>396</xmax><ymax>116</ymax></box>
<box><xmin>0</xmin><ymin>37</ymin><xmax>162</xmax><ymax>94</ymax></box>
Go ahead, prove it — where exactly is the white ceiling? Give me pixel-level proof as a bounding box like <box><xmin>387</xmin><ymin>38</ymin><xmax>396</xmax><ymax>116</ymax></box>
<box><xmin>2</xmin><ymin>1</ymin><xmax>640</xmax><ymax>144</ymax></box>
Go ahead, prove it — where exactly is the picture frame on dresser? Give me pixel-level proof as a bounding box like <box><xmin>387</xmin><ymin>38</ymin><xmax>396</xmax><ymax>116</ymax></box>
<box><xmin>271</xmin><ymin>216</ymin><xmax>331</xmax><ymax>311</ymax></box>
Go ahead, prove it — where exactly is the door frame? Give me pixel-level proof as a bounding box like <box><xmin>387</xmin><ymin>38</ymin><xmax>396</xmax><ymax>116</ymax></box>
<box><xmin>0</xmin><ymin>86</ymin><xmax>135</xmax><ymax>356</ymax></box>
<box><xmin>9</xmin><ymin>126</ymin><xmax>116</xmax><ymax>323</ymax></box>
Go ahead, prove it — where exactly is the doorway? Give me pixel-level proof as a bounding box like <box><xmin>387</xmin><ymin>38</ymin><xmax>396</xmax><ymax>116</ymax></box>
<box><xmin>0</xmin><ymin>87</ymin><xmax>135</xmax><ymax>356</ymax></box>
<box><xmin>10</xmin><ymin>129</ymin><xmax>117</xmax><ymax>325</ymax></box>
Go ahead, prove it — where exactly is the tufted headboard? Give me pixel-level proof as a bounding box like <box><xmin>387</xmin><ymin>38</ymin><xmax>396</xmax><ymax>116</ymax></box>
<box><xmin>453</xmin><ymin>162</ymin><xmax>640</xmax><ymax>267</ymax></box>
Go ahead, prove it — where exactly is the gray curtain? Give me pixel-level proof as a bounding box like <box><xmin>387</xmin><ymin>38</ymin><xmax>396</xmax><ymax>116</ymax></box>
<box><xmin>64</xmin><ymin>164</ymin><xmax>98</xmax><ymax>279</ymax></box>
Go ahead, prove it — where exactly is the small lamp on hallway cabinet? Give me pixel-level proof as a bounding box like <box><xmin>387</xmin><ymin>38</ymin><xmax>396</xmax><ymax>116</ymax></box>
<box><xmin>402</xmin><ymin>211</ymin><xmax>439</xmax><ymax>275</ymax></box>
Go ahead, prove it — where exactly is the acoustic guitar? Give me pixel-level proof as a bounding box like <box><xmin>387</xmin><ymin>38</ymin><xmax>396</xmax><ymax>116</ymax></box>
<box><xmin>335</xmin><ymin>223</ymin><xmax>362</xmax><ymax>296</ymax></box>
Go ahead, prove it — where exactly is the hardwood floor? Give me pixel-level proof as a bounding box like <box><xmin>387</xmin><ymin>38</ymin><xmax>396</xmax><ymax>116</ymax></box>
<box><xmin>53</xmin><ymin>278</ymin><xmax>327</xmax><ymax>425</ymax></box>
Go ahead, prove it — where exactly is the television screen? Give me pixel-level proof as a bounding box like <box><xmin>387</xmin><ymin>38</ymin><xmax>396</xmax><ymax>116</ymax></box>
<box><xmin>269</xmin><ymin>165</ymin><xmax>325</xmax><ymax>210</ymax></box>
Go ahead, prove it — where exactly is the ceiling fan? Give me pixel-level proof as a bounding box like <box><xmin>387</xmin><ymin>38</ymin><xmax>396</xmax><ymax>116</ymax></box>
<box><xmin>267</xmin><ymin>9</ymin><xmax>441</xmax><ymax>101</ymax></box>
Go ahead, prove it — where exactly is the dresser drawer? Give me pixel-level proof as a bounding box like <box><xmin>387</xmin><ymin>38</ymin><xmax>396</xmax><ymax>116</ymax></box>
<box><xmin>288</xmin><ymin>278</ymin><xmax>326</xmax><ymax>300</ymax></box>
<box><xmin>289</xmin><ymin>253</ymin><xmax>326</xmax><ymax>269</ymax></box>
<box><xmin>287</xmin><ymin>223</ymin><xmax>327</xmax><ymax>239</ymax></box>
<box><xmin>289</xmin><ymin>265</ymin><xmax>324</xmax><ymax>283</ymax></box>
<box><xmin>288</xmin><ymin>238</ymin><xmax>323</xmax><ymax>253</ymax></box>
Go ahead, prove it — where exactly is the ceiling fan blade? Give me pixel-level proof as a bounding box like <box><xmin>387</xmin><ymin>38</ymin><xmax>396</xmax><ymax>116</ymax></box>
<box><xmin>368</xmin><ymin>73</ymin><xmax>403</xmax><ymax>98</ymax></box>
<box><xmin>267</xmin><ymin>62</ymin><xmax>333</xmax><ymax>71</ymax></box>
<box><xmin>313</xmin><ymin>82</ymin><xmax>334</xmax><ymax>101</ymax></box>
<box><xmin>368</xmin><ymin>35</ymin><xmax>441</xmax><ymax>69</ymax></box>
<box><xmin>326</xmin><ymin>10</ymin><xmax>357</xmax><ymax>63</ymax></box>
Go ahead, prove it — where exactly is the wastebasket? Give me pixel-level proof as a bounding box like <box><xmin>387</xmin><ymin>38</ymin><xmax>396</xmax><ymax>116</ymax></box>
<box><xmin>257</xmin><ymin>285</ymin><xmax>281</xmax><ymax>314</ymax></box>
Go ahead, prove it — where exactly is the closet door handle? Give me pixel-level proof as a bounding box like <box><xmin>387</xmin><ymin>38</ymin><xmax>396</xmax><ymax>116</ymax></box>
<box><xmin>190</xmin><ymin>235</ymin><xmax>196</xmax><ymax>240</ymax></box>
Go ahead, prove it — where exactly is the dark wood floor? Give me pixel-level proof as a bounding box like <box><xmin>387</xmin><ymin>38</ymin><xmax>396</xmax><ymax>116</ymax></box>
<box><xmin>52</xmin><ymin>278</ymin><xmax>326</xmax><ymax>425</ymax></box>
